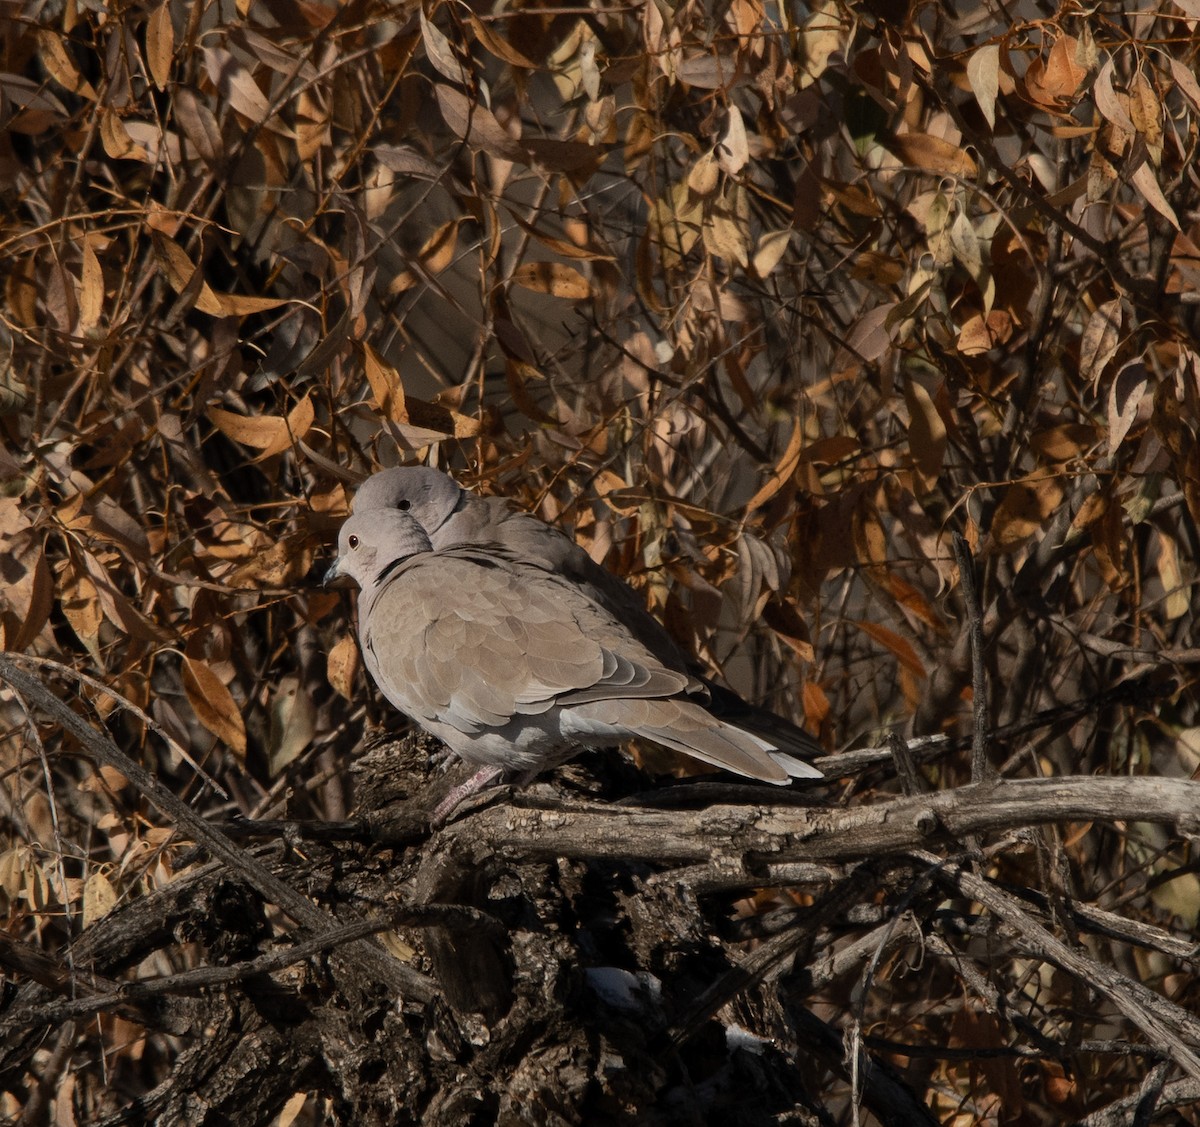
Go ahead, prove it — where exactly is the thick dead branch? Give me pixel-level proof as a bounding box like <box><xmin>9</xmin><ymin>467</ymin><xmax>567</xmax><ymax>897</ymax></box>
<box><xmin>427</xmin><ymin>775</ymin><xmax>1200</xmax><ymax>869</ymax></box>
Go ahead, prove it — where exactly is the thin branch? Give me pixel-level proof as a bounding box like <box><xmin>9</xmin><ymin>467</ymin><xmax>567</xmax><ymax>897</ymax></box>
<box><xmin>924</xmin><ymin>855</ymin><xmax>1200</xmax><ymax>1081</ymax></box>
<box><xmin>952</xmin><ymin>532</ymin><xmax>992</xmax><ymax>783</ymax></box>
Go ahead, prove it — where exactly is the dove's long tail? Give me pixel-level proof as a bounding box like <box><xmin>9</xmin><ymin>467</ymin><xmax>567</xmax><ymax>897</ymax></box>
<box><xmin>564</xmin><ymin>699</ymin><xmax>822</xmax><ymax>784</ymax></box>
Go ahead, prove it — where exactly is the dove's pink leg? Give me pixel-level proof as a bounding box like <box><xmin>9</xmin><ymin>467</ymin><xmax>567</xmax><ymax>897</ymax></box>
<box><xmin>431</xmin><ymin>765</ymin><xmax>506</xmax><ymax>824</ymax></box>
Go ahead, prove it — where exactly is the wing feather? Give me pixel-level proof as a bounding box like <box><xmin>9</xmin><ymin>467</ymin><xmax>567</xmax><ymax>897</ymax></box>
<box><xmin>361</xmin><ymin>547</ymin><xmax>698</xmax><ymax>735</ymax></box>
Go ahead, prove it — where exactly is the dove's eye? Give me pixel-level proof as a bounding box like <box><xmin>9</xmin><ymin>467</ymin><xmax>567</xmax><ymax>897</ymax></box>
<box><xmin>348</xmin><ymin>535</ymin><xmax>360</xmax><ymax>550</ymax></box>
<box><xmin>397</xmin><ymin>499</ymin><xmax>412</xmax><ymax>511</ymax></box>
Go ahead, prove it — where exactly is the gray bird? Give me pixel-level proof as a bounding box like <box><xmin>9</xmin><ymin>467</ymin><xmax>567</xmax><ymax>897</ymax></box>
<box><xmin>351</xmin><ymin>466</ymin><xmax>825</xmax><ymax>763</ymax></box>
<box><xmin>323</xmin><ymin>508</ymin><xmax>821</xmax><ymax>815</ymax></box>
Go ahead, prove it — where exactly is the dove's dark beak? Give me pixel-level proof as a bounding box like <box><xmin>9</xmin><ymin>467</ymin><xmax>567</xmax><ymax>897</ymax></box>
<box><xmin>322</xmin><ymin>557</ymin><xmax>348</xmax><ymax>587</ymax></box>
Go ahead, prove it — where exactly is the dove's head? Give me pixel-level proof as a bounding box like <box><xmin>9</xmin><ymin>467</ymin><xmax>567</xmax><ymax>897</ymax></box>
<box><xmin>351</xmin><ymin>466</ymin><xmax>464</xmax><ymax>541</ymax></box>
<box><xmin>323</xmin><ymin>509</ymin><xmax>434</xmax><ymax>590</ymax></box>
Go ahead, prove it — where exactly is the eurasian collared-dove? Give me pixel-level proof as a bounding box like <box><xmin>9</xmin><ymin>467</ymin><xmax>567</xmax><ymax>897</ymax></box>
<box><xmin>351</xmin><ymin>466</ymin><xmax>824</xmax><ymax>762</ymax></box>
<box><xmin>323</xmin><ymin>508</ymin><xmax>822</xmax><ymax>809</ymax></box>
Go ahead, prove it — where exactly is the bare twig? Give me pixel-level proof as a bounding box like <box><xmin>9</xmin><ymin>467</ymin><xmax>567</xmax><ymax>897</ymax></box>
<box><xmin>952</xmin><ymin>532</ymin><xmax>991</xmax><ymax>783</ymax></box>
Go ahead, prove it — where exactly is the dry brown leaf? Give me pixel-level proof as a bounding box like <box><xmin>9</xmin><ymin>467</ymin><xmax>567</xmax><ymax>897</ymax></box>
<box><xmin>507</xmin><ymin>210</ymin><xmax>615</xmax><ymax>262</ymax></box>
<box><xmin>957</xmin><ymin>310</ymin><xmax>1013</xmax><ymax>356</ymax></box>
<box><xmin>153</xmin><ymin>233</ymin><xmax>224</xmax><ymax>316</ymax></box>
<box><xmin>434</xmin><ymin>83</ymin><xmax>524</xmax><ymax>161</ymax></box>
<box><xmin>991</xmin><ymin>474</ymin><xmax>1065</xmax><ymax>552</ymax></box>
<box><xmin>887</xmin><ymin>133</ymin><xmax>977</xmax><ymax>178</ymax></box>
<box><xmin>327</xmin><ymin>633</ymin><xmax>360</xmax><ymax>702</ymax></box>
<box><xmin>1023</xmin><ymin>34</ymin><xmax>1087</xmax><ymax>111</ymax></box>
<box><xmin>703</xmin><ymin>204</ymin><xmax>749</xmax><ymax>267</ymax></box>
<box><xmin>1130</xmin><ymin>161</ymin><xmax>1180</xmax><ymax>230</ymax></box>
<box><xmin>175</xmin><ymin>87</ymin><xmax>224</xmax><ymax>166</ymax></box>
<box><xmin>746</xmin><ymin>420</ymin><xmax>804</xmax><ymax>512</ymax></box>
<box><xmin>761</xmin><ymin>599</ymin><xmax>815</xmax><ymax>662</ymax></box>
<box><xmin>100</xmin><ymin>110</ymin><xmax>147</xmax><ymax>161</ymax></box>
<box><xmin>38</xmin><ymin>29</ymin><xmax>97</xmax><ymax>99</ymax></box>
<box><xmin>59</xmin><ymin>557</ymin><xmax>103</xmax><ymax>663</ymax></box>
<box><xmin>0</xmin><ymin>846</ymin><xmax>33</xmax><ymax>904</ymax></box>
<box><xmin>1107</xmin><ymin>362</ymin><xmax>1150</xmax><ymax>455</ymax></box>
<box><xmin>1080</xmin><ymin>298</ymin><xmax>1122</xmax><ymax>387</ymax></box>
<box><xmin>800</xmin><ymin>1</ymin><xmax>841</xmax><ymax>85</ymax></box>
<box><xmin>466</xmin><ymin>13</ymin><xmax>536</xmax><ymax>69</ymax></box>
<box><xmin>967</xmin><ymin>44</ymin><xmax>999</xmax><ymax>129</ymax></box>
<box><xmin>418</xmin><ymin>219</ymin><xmax>461</xmax><ymax>275</ymax></box>
<box><xmin>361</xmin><ymin>342</ymin><xmax>407</xmax><ymax>424</ymax></box>
<box><xmin>752</xmin><ymin>229</ymin><xmax>792</xmax><ymax>279</ymax></box>
<box><xmin>855</xmin><ymin>620</ymin><xmax>926</xmax><ymax>678</ymax></box>
<box><xmin>420</xmin><ymin>8</ymin><xmax>466</xmax><ymax>84</ymax></box>
<box><xmin>1093</xmin><ymin>58</ymin><xmax>1134</xmax><ymax>132</ymax></box>
<box><xmin>648</xmin><ymin>182</ymin><xmax>703</xmax><ymax>268</ymax></box>
<box><xmin>1129</xmin><ymin>72</ymin><xmax>1162</xmax><ymax>163</ymax></box>
<box><xmin>276</xmin><ymin>1092</ymin><xmax>310</xmax><ymax>1127</ymax></box>
<box><xmin>358</xmin><ymin>344</ymin><xmax>482</xmax><ymax>437</ymax></box>
<box><xmin>225</xmin><ymin>292</ymin><xmax>290</xmax><ymax>316</ymax></box>
<box><xmin>510</xmin><ymin>261</ymin><xmax>592</xmax><ymax>300</ymax></box>
<box><xmin>1086</xmin><ymin>139</ymin><xmax>1120</xmax><ymax>204</ymax></box>
<box><xmin>506</xmin><ymin>360</ymin><xmax>561</xmax><ymax>426</ymax></box>
<box><xmin>716</xmin><ymin>105</ymin><xmax>748</xmax><ymax>175</ymax></box>
<box><xmin>687</xmin><ymin>151</ymin><xmax>720</xmax><ymax>197</ymax></box>
<box><xmin>904</xmin><ymin>377</ymin><xmax>946</xmax><ymax>485</ymax></box>
<box><xmin>676</xmin><ymin>53</ymin><xmax>737</xmax><ymax>89</ymax></box>
<box><xmin>1030</xmin><ymin>424</ymin><xmax>1100</xmax><ymax>461</ymax></box>
<box><xmin>842</xmin><ymin>302</ymin><xmax>895</xmax><ymax>364</ymax></box>
<box><xmin>268</xmin><ymin>676</ymin><xmax>315</xmax><ymax>775</ymax></box>
<box><xmin>8</xmin><ymin>548</ymin><xmax>54</xmax><ymax>654</ymax></box>
<box><xmin>78</xmin><ymin>549</ymin><xmax>166</xmax><ymax>643</ymax></box>
<box><xmin>208</xmin><ymin>394</ymin><xmax>315</xmax><ymax>460</ymax></box>
<box><xmin>884</xmin><ymin>573</ymin><xmax>949</xmax><ymax>635</ymax></box>
<box><xmin>801</xmin><ymin>681</ymin><xmax>830</xmax><ymax>732</ymax></box>
<box><xmin>146</xmin><ymin>3</ymin><xmax>174</xmax><ymax>90</ymax></box>
<box><xmin>82</xmin><ymin>871</ymin><xmax>117</xmax><ymax>929</ymax></box>
<box><xmin>1089</xmin><ymin>492</ymin><xmax>1125</xmax><ymax>589</ymax></box>
<box><xmin>227</xmin><ymin>532</ymin><xmax>313</xmax><ymax>588</ymax></box>
<box><xmin>79</xmin><ymin>239</ymin><xmax>104</xmax><ymax>332</ymax></box>
<box><xmin>183</xmin><ymin>655</ymin><xmax>247</xmax><ymax>756</ymax></box>
<box><xmin>1168</xmin><ymin>56</ymin><xmax>1200</xmax><ymax>114</ymax></box>
<box><xmin>202</xmin><ymin>45</ymin><xmax>293</xmax><ymax>135</ymax></box>
<box><xmin>1155</xmin><ymin>530</ymin><xmax>1190</xmax><ymax>621</ymax></box>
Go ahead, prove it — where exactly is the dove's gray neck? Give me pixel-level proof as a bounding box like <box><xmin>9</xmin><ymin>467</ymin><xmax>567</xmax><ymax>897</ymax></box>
<box><xmin>375</xmin><ymin>554</ymin><xmax>412</xmax><ymax>586</ymax></box>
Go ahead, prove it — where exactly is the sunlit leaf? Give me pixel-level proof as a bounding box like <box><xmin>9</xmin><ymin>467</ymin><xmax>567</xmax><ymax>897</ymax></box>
<box><xmin>327</xmin><ymin>633</ymin><xmax>360</xmax><ymax>702</ymax></box>
<box><xmin>966</xmin><ymin>44</ymin><xmax>999</xmax><ymax>129</ymax></box>
<box><xmin>208</xmin><ymin>395</ymin><xmax>315</xmax><ymax>460</ymax></box>
<box><xmin>146</xmin><ymin>3</ymin><xmax>174</xmax><ymax>90</ymax></box>
<box><xmin>82</xmin><ymin>871</ymin><xmax>117</xmax><ymax>928</ymax></box>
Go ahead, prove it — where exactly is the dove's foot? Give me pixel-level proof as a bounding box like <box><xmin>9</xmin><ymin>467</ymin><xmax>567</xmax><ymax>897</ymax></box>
<box><xmin>430</xmin><ymin>765</ymin><xmax>506</xmax><ymax>825</ymax></box>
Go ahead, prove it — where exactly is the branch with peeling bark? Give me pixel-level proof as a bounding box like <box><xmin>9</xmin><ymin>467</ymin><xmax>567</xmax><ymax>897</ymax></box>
<box><xmin>425</xmin><ymin>774</ymin><xmax>1200</xmax><ymax>870</ymax></box>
